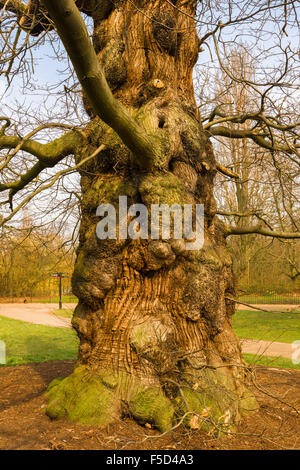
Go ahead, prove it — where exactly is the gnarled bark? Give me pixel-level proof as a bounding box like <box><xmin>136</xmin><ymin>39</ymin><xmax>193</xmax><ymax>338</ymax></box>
<box><xmin>45</xmin><ymin>0</ymin><xmax>257</xmax><ymax>433</ymax></box>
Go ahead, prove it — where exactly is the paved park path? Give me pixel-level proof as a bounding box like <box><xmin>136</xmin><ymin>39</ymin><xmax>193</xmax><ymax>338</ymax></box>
<box><xmin>0</xmin><ymin>303</ymin><xmax>74</xmax><ymax>328</ymax></box>
<box><xmin>239</xmin><ymin>338</ymin><xmax>295</xmax><ymax>359</ymax></box>
<box><xmin>0</xmin><ymin>303</ymin><xmax>297</xmax><ymax>360</ymax></box>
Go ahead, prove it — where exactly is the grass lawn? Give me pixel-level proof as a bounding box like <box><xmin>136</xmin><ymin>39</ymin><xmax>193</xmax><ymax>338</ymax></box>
<box><xmin>243</xmin><ymin>353</ymin><xmax>300</xmax><ymax>370</ymax></box>
<box><xmin>51</xmin><ymin>308</ymin><xmax>74</xmax><ymax>318</ymax></box>
<box><xmin>233</xmin><ymin>309</ymin><xmax>300</xmax><ymax>343</ymax></box>
<box><xmin>1</xmin><ymin>310</ymin><xmax>300</xmax><ymax>372</ymax></box>
<box><xmin>0</xmin><ymin>316</ymin><xmax>78</xmax><ymax>366</ymax></box>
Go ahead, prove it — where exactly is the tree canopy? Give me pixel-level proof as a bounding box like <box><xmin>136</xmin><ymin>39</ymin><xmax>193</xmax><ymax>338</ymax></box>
<box><xmin>0</xmin><ymin>0</ymin><xmax>299</xmax><ymax>242</ymax></box>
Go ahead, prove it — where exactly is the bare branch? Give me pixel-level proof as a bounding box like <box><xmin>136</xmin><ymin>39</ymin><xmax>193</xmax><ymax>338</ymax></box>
<box><xmin>0</xmin><ymin>129</ymin><xmax>83</xmax><ymax>196</ymax></box>
<box><xmin>225</xmin><ymin>225</ymin><xmax>300</xmax><ymax>239</ymax></box>
<box><xmin>40</xmin><ymin>0</ymin><xmax>162</xmax><ymax>170</ymax></box>
<box><xmin>0</xmin><ymin>143</ymin><xmax>105</xmax><ymax>227</ymax></box>
<box><xmin>208</xmin><ymin>125</ymin><xmax>299</xmax><ymax>155</ymax></box>
<box><xmin>0</xmin><ymin>130</ymin><xmax>81</xmax><ymax>165</ymax></box>
<box><xmin>0</xmin><ymin>0</ymin><xmax>26</xmax><ymax>17</ymax></box>
<box><xmin>216</xmin><ymin>163</ymin><xmax>240</xmax><ymax>179</ymax></box>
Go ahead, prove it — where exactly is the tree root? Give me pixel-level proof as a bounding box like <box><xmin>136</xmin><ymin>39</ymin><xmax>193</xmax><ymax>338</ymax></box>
<box><xmin>45</xmin><ymin>365</ymin><xmax>258</xmax><ymax>434</ymax></box>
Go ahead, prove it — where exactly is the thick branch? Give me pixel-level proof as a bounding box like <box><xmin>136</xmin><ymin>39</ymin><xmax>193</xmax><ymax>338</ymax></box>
<box><xmin>0</xmin><ymin>144</ymin><xmax>105</xmax><ymax>225</ymax></box>
<box><xmin>0</xmin><ymin>130</ymin><xmax>80</xmax><ymax>163</ymax></box>
<box><xmin>217</xmin><ymin>210</ymin><xmax>261</xmax><ymax>217</ymax></box>
<box><xmin>225</xmin><ymin>225</ymin><xmax>300</xmax><ymax>239</ymax></box>
<box><xmin>204</xmin><ymin>111</ymin><xmax>300</xmax><ymax>133</ymax></box>
<box><xmin>40</xmin><ymin>0</ymin><xmax>161</xmax><ymax>170</ymax></box>
<box><xmin>0</xmin><ymin>130</ymin><xmax>82</xmax><ymax>194</ymax></box>
<box><xmin>209</xmin><ymin>126</ymin><xmax>299</xmax><ymax>154</ymax></box>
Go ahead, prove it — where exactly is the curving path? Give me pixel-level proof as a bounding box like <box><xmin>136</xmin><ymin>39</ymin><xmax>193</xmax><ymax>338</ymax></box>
<box><xmin>0</xmin><ymin>303</ymin><xmax>73</xmax><ymax>328</ymax></box>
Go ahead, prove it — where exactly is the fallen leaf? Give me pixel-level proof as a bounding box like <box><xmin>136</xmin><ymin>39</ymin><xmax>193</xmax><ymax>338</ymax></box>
<box><xmin>200</xmin><ymin>407</ymin><xmax>211</xmax><ymax>417</ymax></box>
<box><xmin>189</xmin><ymin>415</ymin><xmax>200</xmax><ymax>429</ymax></box>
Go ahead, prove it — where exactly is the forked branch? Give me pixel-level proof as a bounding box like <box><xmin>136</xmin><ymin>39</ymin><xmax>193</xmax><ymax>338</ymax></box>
<box><xmin>0</xmin><ymin>129</ymin><xmax>83</xmax><ymax>197</ymax></box>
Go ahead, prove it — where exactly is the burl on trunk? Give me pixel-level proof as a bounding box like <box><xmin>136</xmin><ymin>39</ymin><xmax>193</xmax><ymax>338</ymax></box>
<box><xmin>45</xmin><ymin>0</ymin><xmax>257</xmax><ymax>433</ymax></box>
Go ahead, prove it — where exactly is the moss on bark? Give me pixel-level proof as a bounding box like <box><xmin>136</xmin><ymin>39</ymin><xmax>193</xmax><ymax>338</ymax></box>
<box><xmin>45</xmin><ymin>364</ymin><xmax>257</xmax><ymax>433</ymax></box>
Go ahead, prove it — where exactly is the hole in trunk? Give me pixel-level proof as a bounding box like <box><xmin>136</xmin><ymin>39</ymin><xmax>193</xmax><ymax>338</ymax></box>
<box><xmin>158</xmin><ymin>118</ymin><xmax>166</xmax><ymax>128</ymax></box>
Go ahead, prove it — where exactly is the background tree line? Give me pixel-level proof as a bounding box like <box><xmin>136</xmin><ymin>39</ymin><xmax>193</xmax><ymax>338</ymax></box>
<box><xmin>0</xmin><ymin>210</ymin><xmax>74</xmax><ymax>299</ymax></box>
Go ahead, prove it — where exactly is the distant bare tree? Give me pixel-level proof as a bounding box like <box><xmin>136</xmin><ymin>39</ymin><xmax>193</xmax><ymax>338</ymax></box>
<box><xmin>197</xmin><ymin>48</ymin><xmax>300</xmax><ymax>285</ymax></box>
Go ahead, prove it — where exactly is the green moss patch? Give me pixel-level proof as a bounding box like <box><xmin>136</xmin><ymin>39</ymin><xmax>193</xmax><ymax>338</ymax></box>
<box><xmin>84</xmin><ymin>176</ymin><xmax>137</xmax><ymax>209</ymax></box>
<box><xmin>139</xmin><ymin>173</ymin><xmax>192</xmax><ymax>207</ymax></box>
<box><xmin>129</xmin><ymin>387</ymin><xmax>174</xmax><ymax>433</ymax></box>
<box><xmin>45</xmin><ymin>366</ymin><xmax>120</xmax><ymax>426</ymax></box>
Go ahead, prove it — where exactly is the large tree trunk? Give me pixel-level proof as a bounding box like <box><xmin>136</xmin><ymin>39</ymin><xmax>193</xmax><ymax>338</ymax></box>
<box><xmin>46</xmin><ymin>0</ymin><xmax>257</xmax><ymax>433</ymax></box>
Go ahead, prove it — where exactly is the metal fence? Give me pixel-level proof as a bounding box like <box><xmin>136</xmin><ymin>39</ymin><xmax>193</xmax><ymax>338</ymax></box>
<box><xmin>238</xmin><ymin>291</ymin><xmax>300</xmax><ymax>305</ymax></box>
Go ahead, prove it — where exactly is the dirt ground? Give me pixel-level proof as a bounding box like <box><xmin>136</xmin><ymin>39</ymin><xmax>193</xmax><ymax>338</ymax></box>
<box><xmin>0</xmin><ymin>360</ymin><xmax>299</xmax><ymax>450</ymax></box>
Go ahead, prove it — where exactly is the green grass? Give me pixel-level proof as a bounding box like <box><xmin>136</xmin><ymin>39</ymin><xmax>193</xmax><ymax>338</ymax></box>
<box><xmin>243</xmin><ymin>353</ymin><xmax>300</xmax><ymax>370</ymax></box>
<box><xmin>0</xmin><ymin>315</ymin><xmax>79</xmax><ymax>366</ymax></box>
<box><xmin>238</xmin><ymin>294</ymin><xmax>300</xmax><ymax>305</ymax></box>
<box><xmin>51</xmin><ymin>308</ymin><xmax>74</xmax><ymax>318</ymax></box>
<box><xmin>1</xmin><ymin>308</ymin><xmax>300</xmax><ymax>372</ymax></box>
<box><xmin>233</xmin><ymin>309</ymin><xmax>300</xmax><ymax>343</ymax></box>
